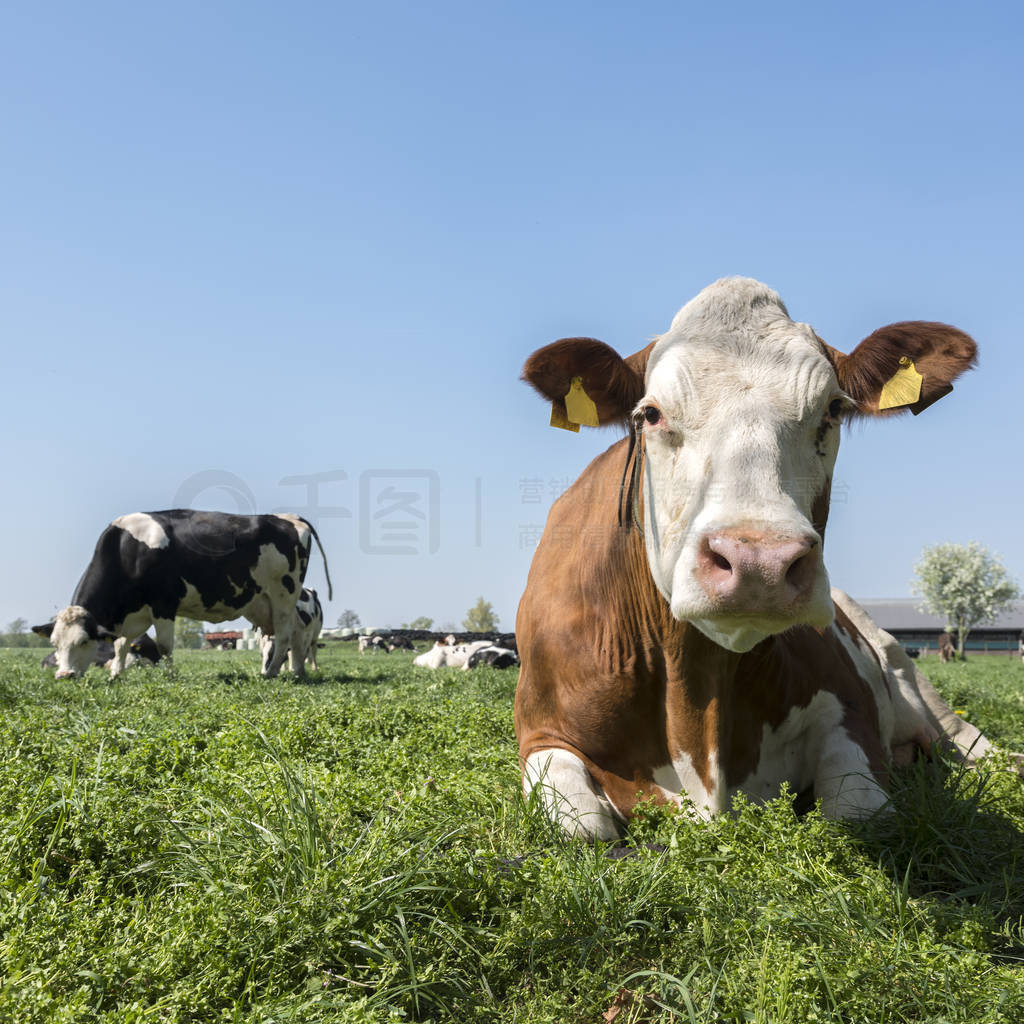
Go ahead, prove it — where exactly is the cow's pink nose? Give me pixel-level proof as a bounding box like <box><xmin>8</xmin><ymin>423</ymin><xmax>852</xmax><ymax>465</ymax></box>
<box><xmin>55</xmin><ymin>669</ymin><xmax>76</xmax><ymax>679</ymax></box>
<box><xmin>696</xmin><ymin>530</ymin><xmax>819</xmax><ymax>609</ymax></box>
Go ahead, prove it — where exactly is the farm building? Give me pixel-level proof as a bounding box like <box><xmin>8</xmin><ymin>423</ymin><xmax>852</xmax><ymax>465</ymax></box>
<box><xmin>203</xmin><ymin>630</ymin><xmax>244</xmax><ymax>650</ymax></box>
<box><xmin>856</xmin><ymin>599</ymin><xmax>1024</xmax><ymax>656</ymax></box>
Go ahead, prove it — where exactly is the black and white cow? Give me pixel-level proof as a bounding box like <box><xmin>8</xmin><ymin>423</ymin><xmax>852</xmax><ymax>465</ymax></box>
<box><xmin>413</xmin><ymin>640</ymin><xmax>493</xmax><ymax>669</ymax></box>
<box><xmin>260</xmin><ymin>586</ymin><xmax>323</xmax><ymax>674</ymax></box>
<box><xmin>465</xmin><ymin>645</ymin><xmax>520</xmax><ymax>670</ymax></box>
<box><xmin>33</xmin><ymin>510</ymin><xmax>332</xmax><ymax>679</ymax></box>
<box><xmin>40</xmin><ymin>633</ymin><xmax>162</xmax><ymax>672</ymax></box>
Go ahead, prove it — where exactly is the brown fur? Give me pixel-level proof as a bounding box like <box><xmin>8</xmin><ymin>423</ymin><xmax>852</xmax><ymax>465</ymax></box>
<box><xmin>818</xmin><ymin>322</ymin><xmax>977</xmax><ymax>418</ymax></box>
<box><xmin>515</xmin><ymin>438</ymin><xmax>892</xmax><ymax>819</ymax></box>
<box><xmin>521</xmin><ymin>337</ymin><xmax>651</xmax><ymax>427</ymax></box>
<box><xmin>516</xmin><ymin>311</ymin><xmax>980</xmax><ymax>828</ymax></box>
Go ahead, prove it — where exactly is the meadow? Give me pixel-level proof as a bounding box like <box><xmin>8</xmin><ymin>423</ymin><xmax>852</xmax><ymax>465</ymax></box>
<box><xmin>1</xmin><ymin>645</ymin><xmax>1023</xmax><ymax>1023</ymax></box>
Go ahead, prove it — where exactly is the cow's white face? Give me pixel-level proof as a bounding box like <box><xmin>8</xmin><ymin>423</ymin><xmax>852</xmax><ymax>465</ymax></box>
<box><xmin>522</xmin><ymin>275</ymin><xmax>977</xmax><ymax>654</ymax></box>
<box><xmin>47</xmin><ymin>605</ymin><xmax>104</xmax><ymax>678</ymax></box>
<box><xmin>638</xmin><ymin>280</ymin><xmax>842</xmax><ymax>651</ymax></box>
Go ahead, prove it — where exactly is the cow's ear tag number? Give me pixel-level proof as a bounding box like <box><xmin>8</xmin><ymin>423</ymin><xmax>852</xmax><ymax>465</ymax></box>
<box><xmin>550</xmin><ymin>404</ymin><xmax>580</xmax><ymax>432</ymax></box>
<box><xmin>878</xmin><ymin>356</ymin><xmax>923</xmax><ymax>410</ymax></box>
<box><xmin>564</xmin><ymin>377</ymin><xmax>600</xmax><ymax>427</ymax></box>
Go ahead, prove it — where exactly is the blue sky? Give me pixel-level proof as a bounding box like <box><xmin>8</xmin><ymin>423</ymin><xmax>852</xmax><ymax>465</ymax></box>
<box><xmin>3</xmin><ymin>1</ymin><xmax>1023</xmax><ymax>632</ymax></box>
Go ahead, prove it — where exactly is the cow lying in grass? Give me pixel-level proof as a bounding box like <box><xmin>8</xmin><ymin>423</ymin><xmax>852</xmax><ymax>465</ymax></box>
<box><xmin>515</xmin><ymin>276</ymin><xmax>1018</xmax><ymax>840</ymax></box>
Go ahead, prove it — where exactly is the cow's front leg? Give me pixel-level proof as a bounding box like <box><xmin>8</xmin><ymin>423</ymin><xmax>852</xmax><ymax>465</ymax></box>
<box><xmin>109</xmin><ymin>637</ymin><xmax>131</xmax><ymax>677</ymax></box>
<box><xmin>523</xmin><ymin>749</ymin><xmax>624</xmax><ymax>841</ymax></box>
<box><xmin>813</xmin><ymin>726</ymin><xmax>890</xmax><ymax>820</ymax></box>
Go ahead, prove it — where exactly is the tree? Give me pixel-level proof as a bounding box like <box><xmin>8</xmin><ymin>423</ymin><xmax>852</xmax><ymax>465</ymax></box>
<box><xmin>402</xmin><ymin>616</ymin><xmax>434</xmax><ymax>629</ymax></box>
<box><xmin>463</xmin><ymin>597</ymin><xmax>499</xmax><ymax>633</ymax></box>
<box><xmin>913</xmin><ymin>542</ymin><xmax>1020</xmax><ymax>658</ymax></box>
<box><xmin>3</xmin><ymin>618</ymin><xmax>30</xmax><ymax>648</ymax></box>
<box><xmin>175</xmin><ymin>617</ymin><xmax>204</xmax><ymax>650</ymax></box>
<box><xmin>337</xmin><ymin>609</ymin><xmax>361</xmax><ymax>629</ymax></box>
<box><xmin>2</xmin><ymin>618</ymin><xmax>47</xmax><ymax>648</ymax></box>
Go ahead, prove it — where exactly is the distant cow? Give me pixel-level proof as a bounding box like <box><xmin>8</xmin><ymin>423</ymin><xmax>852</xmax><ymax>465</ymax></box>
<box><xmin>359</xmin><ymin>634</ymin><xmax>389</xmax><ymax>654</ymax></box>
<box><xmin>33</xmin><ymin>510</ymin><xmax>332</xmax><ymax>679</ymax></box>
<box><xmin>938</xmin><ymin>632</ymin><xmax>956</xmax><ymax>663</ymax></box>
<box><xmin>465</xmin><ymin>645</ymin><xmax>520</xmax><ymax>670</ymax></box>
<box><xmin>388</xmin><ymin>636</ymin><xmax>415</xmax><ymax>652</ymax></box>
<box><xmin>414</xmin><ymin>640</ymin><xmax>492</xmax><ymax>669</ymax></box>
<box><xmin>40</xmin><ymin>633</ymin><xmax>161</xmax><ymax>672</ymax></box>
<box><xmin>514</xmin><ymin>276</ymin><xmax>1004</xmax><ymax>839</ymax></box>
<box><xmin>260</xmin><ymin>587</ymin><xmax>323</xmax><ymax>674</ymax></box>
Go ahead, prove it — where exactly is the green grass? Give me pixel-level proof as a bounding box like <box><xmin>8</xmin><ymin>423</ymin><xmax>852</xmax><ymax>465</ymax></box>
<box><xmin>1</xmin><ymin>645</ymin><xmax>1022</xmax><ymax>1022</ymax></box>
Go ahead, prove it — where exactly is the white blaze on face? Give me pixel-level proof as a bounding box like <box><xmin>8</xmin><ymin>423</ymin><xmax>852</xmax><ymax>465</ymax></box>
<box><xmin>639</xmin><ymin>278</ymin><xmax>842</xmax><ymax>651</ymax></box>
<box><xmin>49</xmin><ymin>605</ymin><xmax>100</xmax><ymax>677</ymax></box>
<box><xmin>112</xmin><ymin>513</ymin><xmax>169</xmax><ymax>549</ymax></box>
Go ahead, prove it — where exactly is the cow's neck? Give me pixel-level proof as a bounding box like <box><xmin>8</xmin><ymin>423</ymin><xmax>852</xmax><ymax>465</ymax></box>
<box><xmin>618</xmin><ymin>493</ymin><xmax>787</xmax><ymax>807</ymax></box>
<box><xmin>70</xmin><ymin>566</ymin><xmax>127</xmax><ymax>631</ymax></box>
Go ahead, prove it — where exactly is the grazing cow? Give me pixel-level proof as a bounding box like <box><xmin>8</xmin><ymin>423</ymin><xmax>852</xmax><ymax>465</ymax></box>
<box><xmin>414</xmin><ymin>640</ymin><xmax>492</xmax><ymax>669</ymax></box>
<box><xmin>359</xmin><ymin>634</ymin><xmax>389</xmax><ymax>654</ymax></box>
<box><xmin>41</xmin><ymin>633</ymin><xmax>161</xmax><ymax>672</ymax></box>
<box><xmin>33</xmin><ymin>510</ymin><xmax>332</xmax><ymax>679</ymax></box>
<box><xmin>515</xmin><ymin>276</ymin><xmax>1000</xmax><ymax>839</ymax></box>
<box><xmin>387</xmin><ymin>636</ymin><xmax>415</xmax><ymax>652</ymax></box>
<box><xmin>260</xmin><ymin>587</ymin><xmax>323</xmax><ymax>674</ymax></box>
<box><xmin>938</xmin><ymin>632</ymin><xmax>956</xmax><ymax>663</ymax></box>
<box><xmin>465</xmin><ymin>645</ymin><xmax>520</xmax><ymax>670</ymax></box>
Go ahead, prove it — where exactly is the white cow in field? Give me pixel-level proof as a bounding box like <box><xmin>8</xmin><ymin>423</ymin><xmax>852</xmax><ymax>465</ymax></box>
<box><xmin>414</xmin><ymin>640</ymin><xmax>493</xmax><ymax>669</ymax></box>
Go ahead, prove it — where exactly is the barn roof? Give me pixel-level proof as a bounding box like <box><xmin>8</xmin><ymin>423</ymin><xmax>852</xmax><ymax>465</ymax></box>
<box><xmin>855</xmin><ymin>599</ymin><xmax>1024</xmax><ymax>631</ymax></box>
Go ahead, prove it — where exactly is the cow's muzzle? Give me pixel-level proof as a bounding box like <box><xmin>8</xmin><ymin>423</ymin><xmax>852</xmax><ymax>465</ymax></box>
<box><xmin>696</xmin><ymin>529</ymin><xmax>819</xmax><ymax>611</ymax></box>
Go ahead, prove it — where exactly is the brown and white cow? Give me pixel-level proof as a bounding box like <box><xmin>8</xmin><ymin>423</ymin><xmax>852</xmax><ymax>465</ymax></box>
<box><xmin>515</xmin><ymin>276</ymin><xmax>1004</xmax><ymax>840</ymax></box>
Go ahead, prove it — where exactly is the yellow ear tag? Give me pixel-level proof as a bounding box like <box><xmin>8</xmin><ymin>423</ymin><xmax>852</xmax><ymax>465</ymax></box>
<box><xmin>878</xmin><ymin>356</ymin><xmax>923</xmax><ymax>411</ymax></box>
<box><xmin>550</xmin><ymin>403</ymin><xmax>580</xmax><ymax>432</ymax></box>
<box><xmin>564</xmin><ymin>376</ymin><xmax>600</xmax><ymax>427</ymax></box>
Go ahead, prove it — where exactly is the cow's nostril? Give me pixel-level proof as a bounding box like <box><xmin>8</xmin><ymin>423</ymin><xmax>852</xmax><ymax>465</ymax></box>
<box><xmin>785</xmin><ymin>547</ymin><xmax>816</xmax><ymax>592</ymax></box>
<box><xmin>710</xmin><ymin>551</ymin><xmax>732</xmax><ymax>573</ymax></box>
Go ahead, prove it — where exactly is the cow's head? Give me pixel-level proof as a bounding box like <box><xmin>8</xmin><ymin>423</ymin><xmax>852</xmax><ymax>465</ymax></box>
<box><xmin>523</xmin><ymin>277</ymin><xmax>976</xmax><ymax>652</ymax></box>
<box><xmin>32</xmin><ymin>605</ymin><xmax>117</xmax><ymax>678</ymax></box>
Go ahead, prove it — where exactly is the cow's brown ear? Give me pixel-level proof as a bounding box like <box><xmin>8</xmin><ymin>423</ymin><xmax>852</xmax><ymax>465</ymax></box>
<box><xmin>522</xmin><ymin>337</ymin><xmax>647</xmax><ymax>426</ymax></box>
<box><xmin>829</xmin><ymin>321</ymin><xmax>977</xmax><ymax>417</ymax></box>
<box><xmin>32</xmin><ymin>621</ymin><xmax>55</xmax><ymax>639</ymax></box>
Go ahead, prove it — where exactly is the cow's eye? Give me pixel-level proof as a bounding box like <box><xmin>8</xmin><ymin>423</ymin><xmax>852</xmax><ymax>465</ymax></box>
<box><xmin>827</xmin><ymin>399</ymin><xmax>843</xmax><ymax>420</ymax></box>
<box><xmin>643</xmin><ymin>406</ymin><xmax>661</xmax><ymax>425</ymax></box>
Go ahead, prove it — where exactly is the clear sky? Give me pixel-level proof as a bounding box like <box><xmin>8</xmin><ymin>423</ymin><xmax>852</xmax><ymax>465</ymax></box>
<box><xmin>3</xmin><ymin>1</ymin><xmax>1023</xmax><ymax>632</ymax></box>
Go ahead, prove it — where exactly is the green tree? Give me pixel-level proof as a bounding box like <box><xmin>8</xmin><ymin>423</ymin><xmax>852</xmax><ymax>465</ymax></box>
<box><xmin>463</xmin><ymin>597</ymin><xmax>498</xmax><ymax>633</ymax></box>
<box><xmin>337</xmin><ymin>609</ymin><xmax>361</xmax><ymax>629</ymax></box>
<box><xmin>913</xmin><ymin>542</ymin><xmax>1020</xmax><ymax>658</ymax></box>
<box><xmin>402</xmin><ymin>616</ymin><xmax>434</xmax><ymax>629</ymax></box>
<box><xmin>2</xmin><ymin>618</ymin><xmax>47</xmax><ymax>648</ymax></box>
<box><xmin>175</xmin><ymin>617</ymin><xmax>205</xmax><ymax>650</ymax></box>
